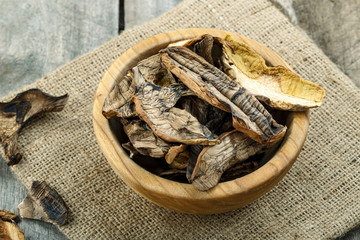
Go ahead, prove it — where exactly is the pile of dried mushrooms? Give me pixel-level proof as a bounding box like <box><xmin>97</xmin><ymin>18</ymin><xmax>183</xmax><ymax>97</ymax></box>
<box><xmin>103</xmin><ymin>34</ymin><xmax>325</xmax><ymax>191</ymax></box>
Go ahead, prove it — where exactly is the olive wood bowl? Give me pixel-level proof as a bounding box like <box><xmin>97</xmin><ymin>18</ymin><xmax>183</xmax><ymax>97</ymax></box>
<box><xmin>92</xmin><ymin>28</ymin><xmax>309</xmax><ymax>214</ymax></box>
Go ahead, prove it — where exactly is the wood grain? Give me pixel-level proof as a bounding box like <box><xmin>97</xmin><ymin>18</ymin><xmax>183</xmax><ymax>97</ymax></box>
<box><xmin>93</xmin><ymin>28</ymin><xmax>310</xmax><ymax>214</ymax></box>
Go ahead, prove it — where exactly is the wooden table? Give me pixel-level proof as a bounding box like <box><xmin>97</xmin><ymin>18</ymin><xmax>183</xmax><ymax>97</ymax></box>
<box><xmin>0</xmin><ymin>0</ymin><xmax>358</xmax><ymax>239</ymax></box>
<box><xmin>0</xmin><ymin>1</ymin><xmax>181</xmax><ymax>239</ymax></box>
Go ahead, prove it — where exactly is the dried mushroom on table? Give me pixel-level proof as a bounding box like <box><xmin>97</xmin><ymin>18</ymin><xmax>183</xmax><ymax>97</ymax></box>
<box><xmin>0</xmin><ymin>210</ymin><xmax>24</xmax><ymax>240</ymax></box>
<box><xmin>102</xmin><ymin>34</ymin><xmax>325</xmax><ymax>191</ymax></box>
<box><xmin>0</xmin><ymin>89</ymin><xmax>68</xmax><ymax>165</ymax></box>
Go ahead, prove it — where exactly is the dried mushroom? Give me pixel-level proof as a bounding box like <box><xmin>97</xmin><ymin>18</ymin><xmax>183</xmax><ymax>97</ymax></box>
<box><xmin>132</xmin><ymin>66</ymin><xmax>219</xmax><ymax>145</ymax></box>
<box><xmin>137</xmin><ymin>54</ymin><xmax>176</xmax><ymax>86</ymax></box>
<box><xmin>191</xmin><ymin>130</ymin><xmax>262</xmax><ymax>191</ymax></box>
<box><xmin>102</xmin><ymin>74</ymin><xmax>136</xmax><ymax>118</ymax></box>
<box><xmin>161</xmin><ymin>46</ymin><xmax>286</xmax><ymax>144</ymax></box>
<box><xmin>221</xmin><ymin>35</ymin><xmax>325</xmax><ymax>111</ymax></box>
<box><xmin>18</xmin><ymin>181</ymin><xmax>68</xmax><ymax>226</ymax></box>
<box><xmin>165</xmin><ymin>144</ymin><xmax>187</xmax><ymax>164</ymax></box>
<box><xmin>221</xmin><ymin>161</ymin><xmax>259</xmax><ymax>182</ymax></box>
<box><xmin>0</xmin><ymin>89</ymin><xmax>68</xmax><ymax>165</ymax></box>
<box><xmin>103</xmin><ymin>33</ymin><xmax>325</xmax><ymax>191</ymax></box>
<box><xmin>0</xmin><ymin>221</ymin><xmax>25</xmax><ymax>240</ymax></box>
<box><xmin>0</xmin><ymin>210</ymin><xmax>19</xmax><ymax>224</ymax></box>
<box><xmin>120</xmin><ymin>118</ymin><xmax>171</xmax><ymax>158</ymax></box>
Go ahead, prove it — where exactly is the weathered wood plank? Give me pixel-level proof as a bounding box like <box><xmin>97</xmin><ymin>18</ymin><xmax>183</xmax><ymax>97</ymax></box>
<box><xmin>0</xmin><ymin>1</ymin><xmax>118</xmax><ymax>239</ymax></box>
<box><xmin>125</xmin><ymin>0</ymin><xmax>183</xmax><ymax>29</ymax></box>
<box><xmin>0</xmin><ymin>0</ymin><xmax>119</xmax><ymax>98</ymax></box>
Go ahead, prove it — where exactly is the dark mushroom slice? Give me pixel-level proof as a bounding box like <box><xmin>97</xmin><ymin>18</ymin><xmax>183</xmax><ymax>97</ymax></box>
<box><xmin>137</xmin><ymin>53</ymin><xmax>177</xmax><ymax>86</ymax></box>
<box><xmin>169</xmin><ymin>34</ymin><xmax>228</xmax><ymax>69</ymax></box>
<box><xmin>122</xmin><ymin>142</ymin><xmax>139</xmax><ymax>158</ymax></box>
<box><xmin>220</xmin><ymin>35</ymin><xmax>325</xmax><ymax>111</ymax></box>
<box><xmin>120</xmin><ymin>118</ymin><xmax>171</xmax><ymax>158</ymax></box>
<box><xmin>180</xmin><ymin>96</ymin><xmax>231</xmax><ymax>135</ymax></box>
<box><xmin>168</xmin><ymin>150</ymin><xmax>189</xmax><ymax>169</ymax></box>
<box><xmin>102</xmin><ymin>74</ymin><xmax>136</xmax><ymax>119</ymax></box>
<box><xmin>132</xmin><ymin>66</ymin><xmax>219</xmax><ymax>145</ymax></box>
<box><xmin>0</xmin><ymin>89</ymin><xmax>68</xmax><ymax>165</ymax></box>
<box><xmin>0</xmin><ymin>221</ymin><xmax>25</xmax><ymax>240</ymax></box>
<box><xmin>18</xmin><ymin>181</ymin><xmax>68</xmax><ymax>226</ymax></box>
<box><xmin>191</xmin><ymin>130</ymin><xmax>262</xmax><ymax>191</ymax></box>
<box><xmin>186</xmin><ymin>144</ymin><xmax>204</xmax><ymax>181</ymax></box>
<box><xmin>161</xmin><ymin>46</ymin><xmax>286</xmax><ymax>145</ymax></box>
<box><xmin>221</xmin><ymin>161</ymin><xmax>259</xmax><ymax>182</ymax></box>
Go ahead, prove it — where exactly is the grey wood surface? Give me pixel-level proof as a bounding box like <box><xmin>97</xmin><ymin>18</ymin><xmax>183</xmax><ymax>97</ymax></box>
<box><xmin>0</xmin><ymin>0</ymin><xmax>359</xmax><ymax>239</ymax></box>
<box><xmin>0</xmin><ymin>1</ymin><xmax>182</xmax><ymax>239</ymax></box>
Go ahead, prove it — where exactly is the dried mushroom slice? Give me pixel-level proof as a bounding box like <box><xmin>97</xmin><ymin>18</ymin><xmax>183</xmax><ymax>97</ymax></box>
<box><xmin>122</xmin><ymin>142</ymin><xmax>139</xmax><ymax>158</ymax></box>
<box><xmin>18</xmin><ymin>181</ymin><xmax>68</xmax><ymax>226</ymax></box>
<box><xmin>132</xmin><ymin>67</ymin><xmax>219</xmax><ymax>145</ymax></box>
<box><xmin>0</xmin><ymin>89</ymin><xmax>68</xmax><ymax>165</ymax></box>
<box><xmin>0</xmin><ymin>210</ymin><xmax>19</xmax><ymax>223</ymax></box>
<box><xmin>0</xmin><ymin>221</ymin><xmax>25</xmax><ymax>240</ymax></box>
<box><xmin>180</xmin><ymin>96</ymin><xmax>232</xmax><ymax>135</ymax></box>
<box><xmin>165</xmin><ymin>144</ymin><xmax>187</xmax><ymax>164</ymax></box>
<box><xmin>221</xmin><ymin>161</ymin><xmax>259</xmax><ymax>182</ymax></box>
<box><xmin>137</xmin><ymin>54</ymin><xmax>177</xmax><ymax>86</ymax></box>
<box><xmin>222</xmin><ymin>35</ymin><xmax>325</xmax><ymax>110</ymax></box>
<box><xmin>191</xmin><ymin>130</ymin><xmax>262</xmax><ymax>191</ymax></box>
<box><xmin>161</xmin><ymin>46</ymin><xmax>286</xmax><ymax>144</ymax></box>
<box><xmin>186</xmin><ymin>144</ymin><xmax>204</xmax><ymax>181</ymax></box>
<box><xmin>168</xmin><ymin>150</ymin><xmax>189</xmax><ymax>169</ymax></box>
<box><xmin>102</xmin><ymin>74</ymin><xmax>136</xmax><ymax>119</ymax></box>
<box><xmin>120</xmin><ymin>118</ymin><xmax>171</xmax><ymax>158</ymax></box>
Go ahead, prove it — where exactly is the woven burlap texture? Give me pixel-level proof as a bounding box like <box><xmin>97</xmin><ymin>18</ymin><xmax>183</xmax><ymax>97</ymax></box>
<box><xmin>1</xmin><ymin>0</ymin><xmax>359</xmax><ymax>239</ymax></box>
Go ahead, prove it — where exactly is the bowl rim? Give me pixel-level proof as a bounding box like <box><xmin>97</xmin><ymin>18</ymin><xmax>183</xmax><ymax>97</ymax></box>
<box><xmin>92</xmin><ymin>28</ymin><xmax>309</xmax><ymax>202</ymax></box>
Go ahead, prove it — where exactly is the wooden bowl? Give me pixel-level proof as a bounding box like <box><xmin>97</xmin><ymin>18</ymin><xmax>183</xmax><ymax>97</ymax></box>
<box><xmin>92</xmin><ymin>28</ymin><xmax>309</xmax><ymax>214</ymax></box>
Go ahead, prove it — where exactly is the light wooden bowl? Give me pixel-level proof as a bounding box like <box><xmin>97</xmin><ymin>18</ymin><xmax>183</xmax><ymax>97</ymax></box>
<box><xmin>92</xmin><ymin>28</ymin><xmax>309</xmax><ymax>214</ymax></box>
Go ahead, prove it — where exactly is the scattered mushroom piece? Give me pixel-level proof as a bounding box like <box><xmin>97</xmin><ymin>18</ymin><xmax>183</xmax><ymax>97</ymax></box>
<box><xmin>0</xmin><ymin>221</ymin><xmax>25</xmax><ymax>240</ymax></box>
<box><xmin>0</xmin><ymin>89</ymin><xmax>68</xmax><ymax>165</ymax></box>
<box><xmin>132</xmin><ymin>66</ymin><xmax>219</xmax><ymax>145</ymax></box>
<box><xmin>161</xmin><ymin>46</ymin><xmax>286</xmax><ymax>144</ymax></box>
<box><xmin>221</xmin><ymin>35</ymin><xmax>325</xmax><ymax>111</ymax></box>
<box><xmin>102</xmin><ymin>74</ymin><xmax>136</xmax><ymax>119</ymax></box>
<box><xmin>0</xmin><ymin>210</ymin><xmax>19</xmax><ymax>223</ymax></box>
<box><xmin>18</xmin><ymin>181</ymin><xmax>68</xmax><ymax>226</ymax></box>
<box><xmin>120</xmin><ymin>118</ymin><xmax>171</xmax><ymax>158</ymax></box>
<box><xmin>191</xmin><ymin>130</ymin><xmax>262</xmax><ymax>191</ymax></box>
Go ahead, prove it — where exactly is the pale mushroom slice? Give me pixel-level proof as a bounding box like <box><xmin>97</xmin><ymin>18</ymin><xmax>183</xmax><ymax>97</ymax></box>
<box><xmin>221</xmin><ymin>35</ymin><xmax>325</xmax><ymax>111</ymax></box>
<box><xmin>161</xmin><ymin>46</ymin><xmax>286</xmax><ymax>145</ymax></box>
<box><xmin>132</xmin><ymin>66</ymin><xmax>219</xmax><ymax>145</ymax></box>
<box><xmin>120</xmin><ymin>118</ymin><xmax>171</xmax><ymax>158</ymax></box>
<box><xmin>191</xmin><ymin>130</ymin><xmax>263</xmax><ymax>191</ymax></box>
<box><xmin>0</xmin><ymin>89</ymin><xmax>68</xmax><ymax>165</ymax></box>
<box><xmin>0</xmin><ymin>221</ymin><xmax>25</xmax><ymax>240</ymax></box>
<box><xmin>102</xmin><ymin>74</ymin><xmax>136</xmax><ymax>119</ymax></box>
<box><xmin>18</xmin><ymin>181</ymin><xmax>68</xmax><ymax>226</ymax></box>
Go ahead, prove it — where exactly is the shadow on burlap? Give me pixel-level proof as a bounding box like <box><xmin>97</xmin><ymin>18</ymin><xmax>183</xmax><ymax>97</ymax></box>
<box><xmin>1</xmin><ymin>0</ymin><xmax>359</xmax><ymax>239</ymax></box>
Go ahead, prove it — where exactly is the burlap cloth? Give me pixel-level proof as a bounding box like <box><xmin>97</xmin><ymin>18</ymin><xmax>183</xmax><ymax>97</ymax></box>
<box><xmin>1</xmin><ymin>0</ymin><xmax>359</xmax><ymax>239</ymax></box>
